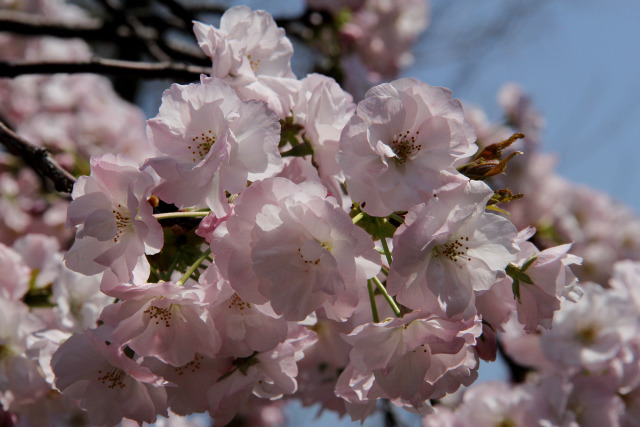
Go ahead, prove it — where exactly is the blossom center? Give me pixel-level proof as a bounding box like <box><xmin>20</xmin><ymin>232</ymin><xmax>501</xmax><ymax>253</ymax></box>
<box><xmin>0</xmin><ymin>343</ymin><xmax>14</xmax><ymax>361</ymax></box>
<box><xmin>575</xmin><ymin>323</ymin><xmax>600</xmax><ymax>345</ymax></box>
<box><xmin>297</xmin><ymin>239</ymin><xmax>331</xmax><ymax>265</ymax></box>
<box><xmin>433</xmin><ymin>236</ymin><xmax>471</xmax><ymax>264</ymax></box>
<box><xmin>97</xmin><ymin>367</ymin><xmax>126</xmax><ymax>390</ymax></box>
<box><xmin>112</xmin><ymin>204</ymin><xmax>132</xmax><ymax>243</ymax></box>
<box><xmin>174</xmin><ymin>354</ymin><xmax>203</xmax><ymax>376</ymax></box>
<box><xmin>188</xmin><ymin>130</ymin><xmax>217</xmax><ymax>163</ymax></box>
<box><xmin>227</xmin><ymin>293</ymin><xmax>252</xmax><ymax>312</ymax></box>
<box><xmin>497</xmin><ymin>419</ymin><xmax>517</xmax><ymax>427</ymax></box>
<box><xmin>390</xmin><ymin>130</ymin><xmax>421</xmax><ymax>164</ymax></box>
<box><xmin>144</xmin><ymin>304</ymin><xmax>172</xmax><ymax>327</ymax></box>
<box><xmin>247</xmin><ymin>54</ymin><xmax>261</xmax><ymax>73</ymax></box>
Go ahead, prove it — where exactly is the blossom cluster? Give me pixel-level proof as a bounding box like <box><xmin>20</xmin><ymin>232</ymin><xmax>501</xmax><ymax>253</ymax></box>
<box><xmin>1</xmin><ymin>2</ymin><xmax>640</xmax><ymax>427</ymax></box>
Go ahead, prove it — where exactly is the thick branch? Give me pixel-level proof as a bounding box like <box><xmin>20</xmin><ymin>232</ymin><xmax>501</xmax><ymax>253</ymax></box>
<box><xmin>0</xmin><ymin>57</ymin><xmax>209</xmax><ymax>80</ymax></box>
<box><xmin>0</xmin><ymin>120</ymin><xmax>76</xmax><ymax>194</ymax></box>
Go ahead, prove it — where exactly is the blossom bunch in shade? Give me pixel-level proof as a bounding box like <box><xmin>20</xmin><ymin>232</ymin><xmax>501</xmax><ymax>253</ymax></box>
<box><xmin>7</xmin><ymin>4</ymin><xmax>635</xmax><ymax>427</ymax></box>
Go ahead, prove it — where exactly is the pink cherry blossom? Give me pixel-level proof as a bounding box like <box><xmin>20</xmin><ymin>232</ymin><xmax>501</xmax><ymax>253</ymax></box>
<box><xmin>211</xmin><ymin>177</ymin><xmax>380</xmax><ymax>321</ymax></box>
<box><xmin>0</xmin><ymin>298</ymin><xmax>48</xmax><ymax>409</ymax></box>
<box><xmin>52</xmin><ymin>267</ymin><xmax>112</xmax><ymax>331</ymax></box>
<box><xmin>510</xmin><ymin>238</ymin><xmax>582</xmax><ymax>333</ymax></box>
<box><xmin>100</xmin><ymin>281</ymin><xmax>221</xmax><ymax>367</ymax></box>
<box><xmin>206</xmin><ymin>325</ymin><xmax>316</xmax><ymax>425</ymax></box>
<box><xmin>64</xmin><ymin>154</ymin><xmax>163</xmax><ymax>293</ymax></box>
<box><xmin>193</xmin><ymin>6</ymin><xmax>298</xmax><ymax>117</ymax></box>
<box><xmin>337</xmin><ymin>78</ymin><xmax>477</xmax><ymax>216</ymax></box>
<box><xmin>12</xmin><ymin>234</ymin><xmax>62</xmax><ymax>290</ymax></box>
<box><xmin>51</xmin><ymin>326</ymin><xmax>168</xmax><ymax>426</ymax></box>
<box><xmin>0</xmin><ymin>243</ymin><xmax>30</xmax><ymax>301</ymax></box>
<box><xmin>342</xmin><ymin>0</ymin><xmax>430</xmax><ymax>79</ymax></box>
<box><xmin>540</xmin><ymin>283</ymin><xmax>638</xmax><ymax>371</ymax></box>
<box><xmin>286</xmin><ymin>74</ymin><xmax>356</xmax><ymax>209</ymax></box>
<box><xmin>145</xmin><ymin>75</ymin><xmax>282</xmax><ymax>216</ymax></box>
<box><xmin>609</xmin><ymin>260</ymin><xmax>640</xmax><ymax>312</ymax></box>
<box><xmin>195</xmin><ymin>209</ymin><xmax>233</xmax><ymax>244</ymax></box>
<box><xmin>145</xmin><ymin>354</ymin><xmax>232</xmax><ymax>416</ymax></box>
<box><xmin>387</xmin><ymin>179</ymin><xmax>519</xmax><ymax>318</ymax></box>
<box><xmin>453</xmin><ymin>381</ymin><xmax>534</xmax><ymax>427</ymax></box>
<box><xmin>336</xmin><ymin>310</ymin><xmax>481</xmax><ymax>420</ymax></box>
<box><xmin>200</xmin><ymin>264</ymin><xmax>288</xmax><ymax>358</ymax></box>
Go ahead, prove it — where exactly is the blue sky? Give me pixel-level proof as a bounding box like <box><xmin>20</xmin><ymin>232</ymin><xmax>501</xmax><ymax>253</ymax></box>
<box><xmin>406</xmin><ymin>0</ymin><xmax>640</xmax><ymax>215</ymax></box>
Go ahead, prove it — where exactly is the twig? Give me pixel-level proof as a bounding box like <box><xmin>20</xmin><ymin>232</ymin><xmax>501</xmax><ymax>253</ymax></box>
<box><xmin>0</xmin><ymin>120</ymin><xmax>76</xmax><ymax>194</ymax></box>
<box><xmin>0</xmin><ymin>57</ymin><xmax>209</xmax><ymax>80</ymax></box>
<box><xmin>154</xmin><ymin>0</ymin><xmax>195</xmax><ymax>29</ymax></box>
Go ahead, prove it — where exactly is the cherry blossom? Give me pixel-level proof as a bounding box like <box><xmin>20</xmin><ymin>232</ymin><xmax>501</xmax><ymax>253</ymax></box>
<box><xmin>145</xmin><ymin>75</ymin><xmax>283</xmax><ymax>216</ymax></box>
<box><xmin>51</xmin><ymin>326</ymin><xmax>168</xmax><ymax>426</ymax></box>
<box><xmin>508</xmin><ymin>235</ymin><xmax>583</xmax><ymax>333</ymax></box>
<box><xmin>200</xmin><ymin>264</ymin><xmax>288</xmax><ymax>358</ymax></box>
<box><xmin>539</xmin><ymin>283</ymin><xmax>638</xmax><ymax>372</ymax></box>
<box><xmin>387</xmin><ymin>178</ymin><xmax>519</xmax><ymax>317</ymax></box>
<box><xmin>452</xmin><ymin>381</ymin><xmax>534</xmax><ymax>427</ymax></box>
<box><xmin>52</xmin><ymin>267</ymin><xmax>111</xmax><ymax>332</ymax></box>
<box><xmin>337</xmin><ymin>78</ymin><xmax>477</xmax><ymax>216</ymax></box>
<box><xmin>99</xmin><ymin>281</ymin><xmax>221</xmax><ymax>367</ymax></box>
<box><xmin>211</xmin><ymin>177</ymin><xmax>380</xmax><ymax>321</ymax></box>
<box><xmin>193</xmin><ymin>6</ymin><xmax>298</xmax><ymax>117</ymax></box>
<box><xmin>336</xmin><ymin>311</ymin><xmax>482</xmax><ymax>420</ymax></box>
<box><xmin>0</xmin><ymin>243</ymin><xmax>30</xmax><ymax>301</ymax></box>
<box><xmin>285</xmin><ymin>74</ymin><xmax>356</xmax><ymax>209</ymax></box>
<box><xmin>0</xmin><ymin>298</ymin><xmax>48</xmax><ymax>410</ymax></box>
<box><xmin>342</xmin><ymin>0</ymin><xmax>430</xmax><ymax>79</ymax></box>
<box><xmin>64</xmin><ymin>154</ymin><xmax>163</xmax><ymax>293</ymax></box>
<box><xmin>206</xmin><ymin>325</ymin><xmax>316</xmax><ymax>425</ymax></box>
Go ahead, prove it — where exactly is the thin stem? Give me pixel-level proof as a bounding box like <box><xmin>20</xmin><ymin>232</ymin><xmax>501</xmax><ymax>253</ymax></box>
<box><xmin>371</xmin><ymin>276</ymin><xmax>401</xmax><ymax>318</ymax></box>
<box><xmin>367</xmin><ymin>279</ymin><xmax>380</xmax><ymax>323</ymax></box>
<box><xmin>376</xmin><ymin>218</ymin><xmax>393</xmax><ymax>266</ymax></box>
<box><xmin>389</xmin><ymin>213</ymin><xmax>404</xmax><ymax>224</ymax></box>
<box><xmin>163</xmin><ymin>251</ymin><xmax>182</xmax><ymax>282</ymax></box>
<box><xmin>0</xmin><ymin>58</ymin><xmax>208</xmax><ymax>80</ymax></box>
<box><xmin>177</xmin><ymin>249</ymin><xmax>211</xmax><ymax>286</ymax></box>
<box><xmin>352</xmin><ymin>212</ymin><xmax>365</xmax><ymax>224</ymax></box>
<box><xmin>154</xmin><ymin>211</ymin><xmax>210</xmax><ymax>220</ymax></box>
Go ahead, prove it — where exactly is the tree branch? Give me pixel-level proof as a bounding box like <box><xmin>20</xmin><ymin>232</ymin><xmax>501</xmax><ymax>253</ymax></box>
<box><xmin>0</xmin><ymin>120</ymin><xmax>76</xmax><ymax>194</ymax></box>
<box><xmin>0</xmin><ymin>57</ymin><xmax>209</xmax><ymax>80</ymax></box>
<box><xmin>0</xmin><ymin>10</ymin><xmax>208</xmax><ymax>65</ymax></box>
<box><xmin>0</xmin><ymin>10</ymin><xmax>133</xmax><ymax>41</ymax></box>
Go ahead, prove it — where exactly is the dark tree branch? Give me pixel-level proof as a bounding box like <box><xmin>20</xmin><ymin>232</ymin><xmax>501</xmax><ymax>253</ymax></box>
<box><xmin>0</xmin><ymin>120</ymin><xmax>76</xmax><ymax>194</ymax></box>
<box><xmin>0</xmin><ymin>57</ymin><xmax>208</xmax><ymax>80</ymax></box>
<box><xmin>153</xmin><ymin>0</ymin><xmax>195</xmax><ymax>29</ymax></box>
<box><xmin>0</xmin><ymin>10</ymin><xmax>135</xmax><ymax>42</ymax></box>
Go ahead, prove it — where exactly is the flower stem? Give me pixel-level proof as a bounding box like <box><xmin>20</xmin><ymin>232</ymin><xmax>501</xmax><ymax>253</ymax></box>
<box><xmin>177</xmin><ymin>249</ymin><xmax>211</xmax><ymax>285</ymax></box>
<box><xmin>163</xmin><ymin>251</ymin><xmax>182</xmax><ymax>282</ymax></box>
<box><xmin>367</xmin><ymin>279</ymin><xmax>380</xmax><ymax>323</ymax></box>
<box><xmin>154</xmin><ymin>211</ymin><xmax>210</xmax><ymax>220</ymax></box>
<box><xmin>389</xmin><ymin>213</ymin><xmax>404</xmax><ymax>224</ymax></box>
<box><xmin>371</xmin><ymin>276</ymin><xmax>401</xmax><ymax>318</ymax></box>
<box><xmin>352</xmin><ymin>212</ymin><xmax>365</xmax><ymax>224</ymax></box>
<box><xmin>376</xmin><ymin>218</ymin><xmax>393</xmax><ymax>266</ymax></box>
